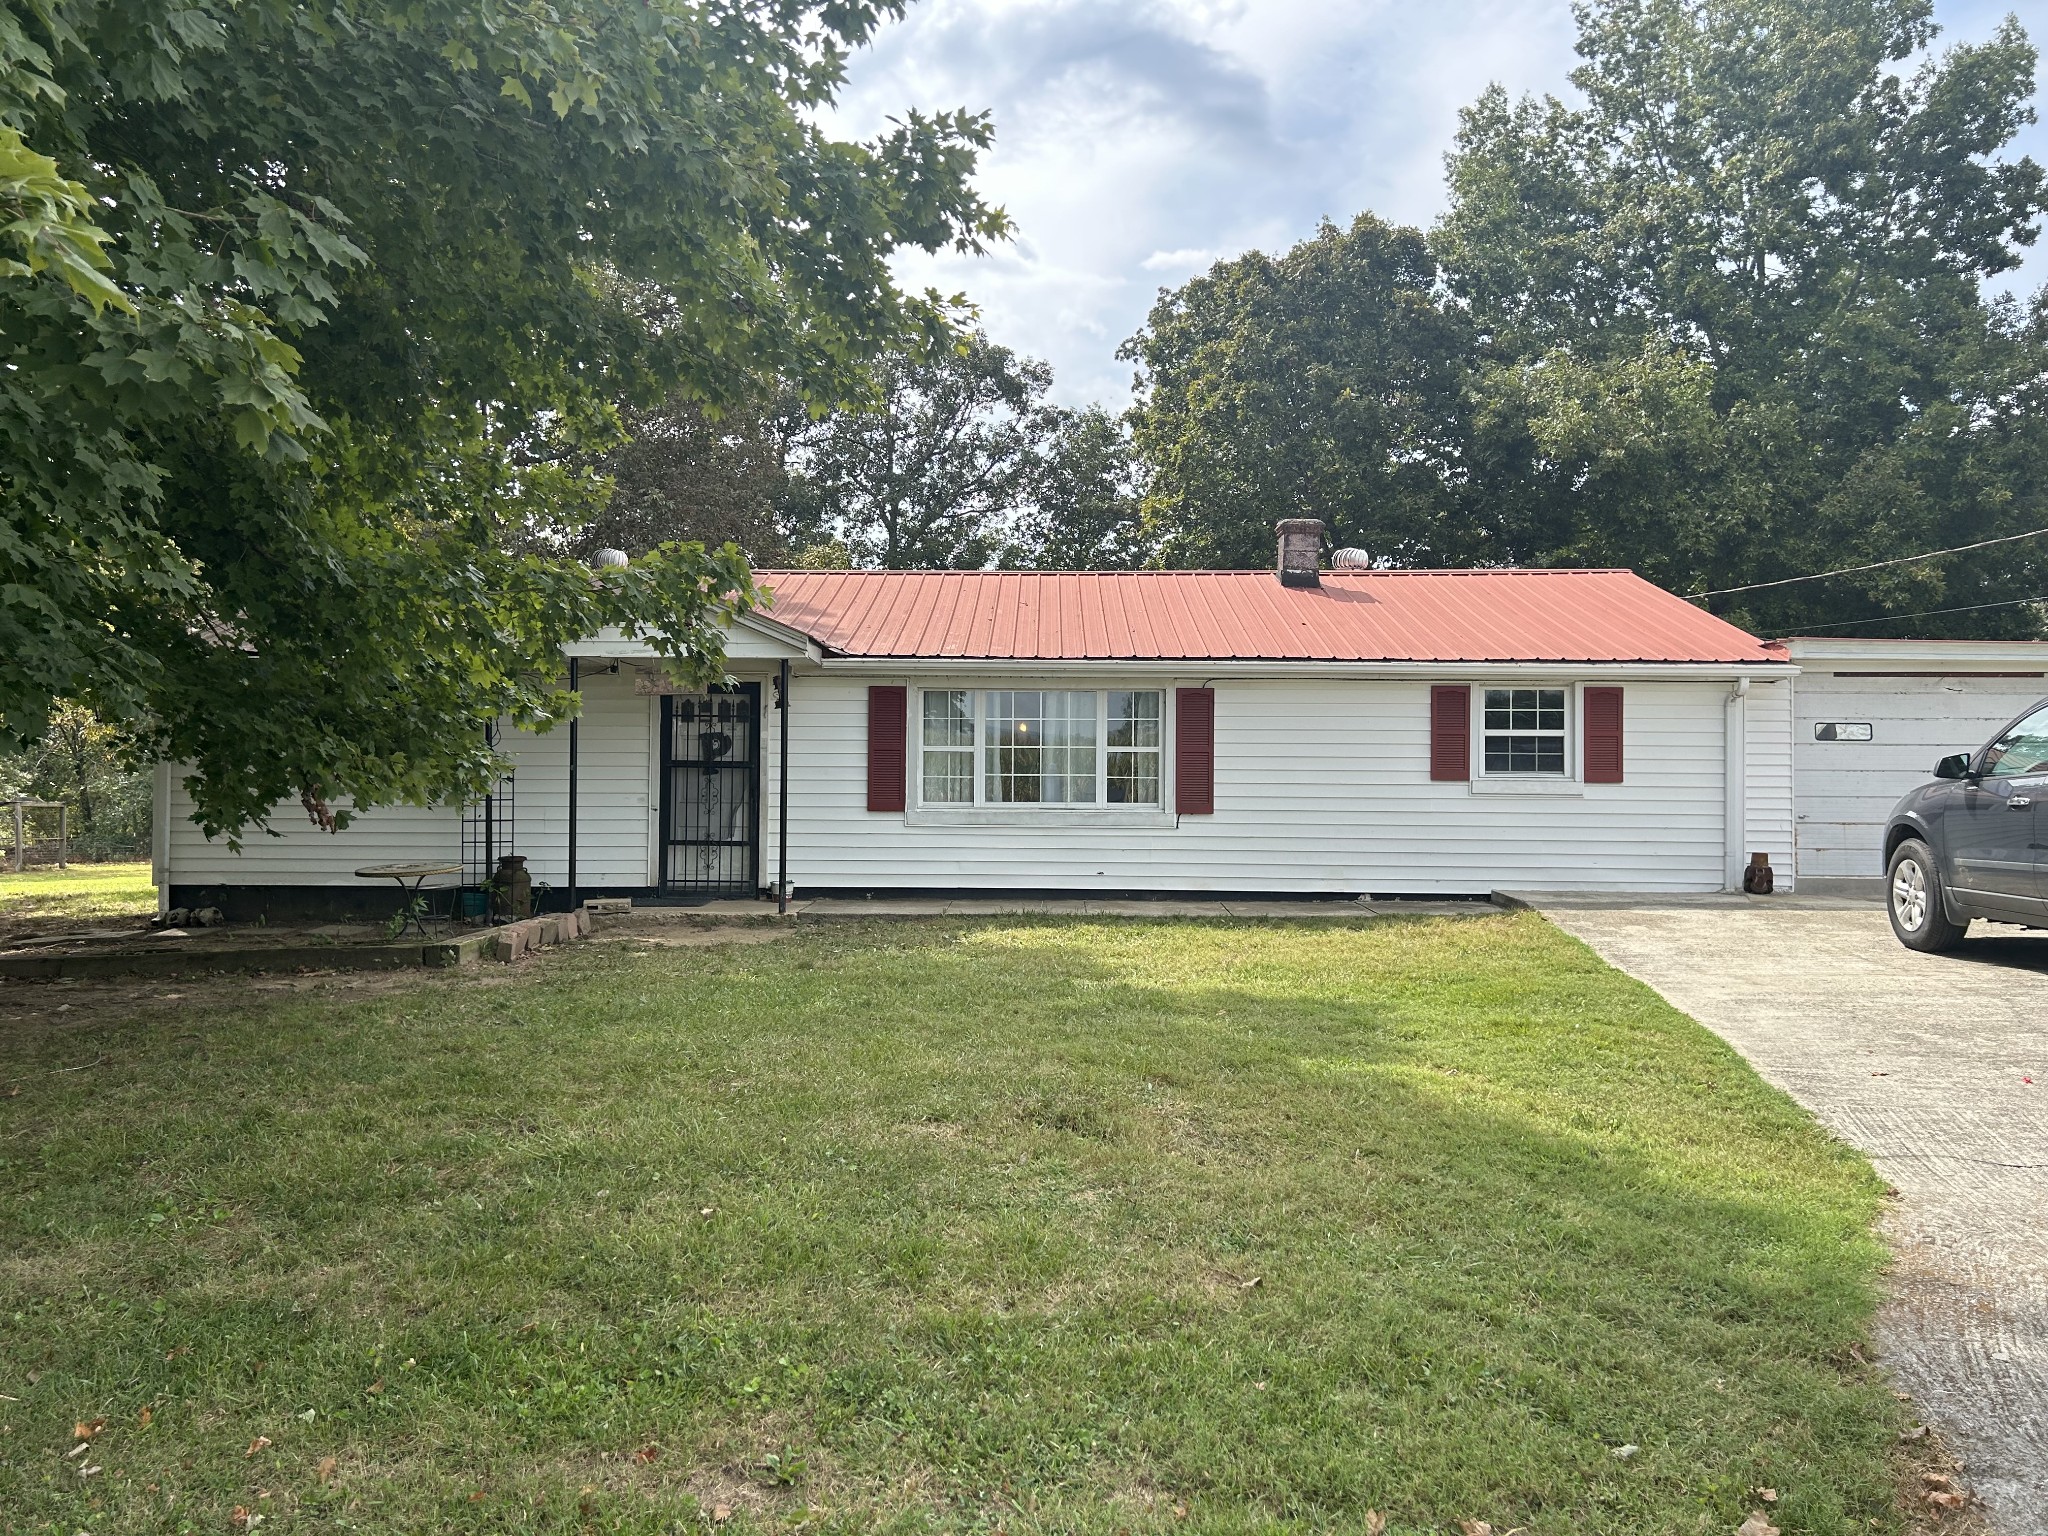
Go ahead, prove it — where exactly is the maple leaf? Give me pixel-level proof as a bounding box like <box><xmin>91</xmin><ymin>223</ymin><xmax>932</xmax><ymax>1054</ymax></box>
<box><xmin>245</xmin><ymin>1434</ymin><xmax>273</xmax><ymax>1458</ymax></box>
<box><xmin>73</xmin><ymin>1418</ymin><xmax>106</xmax><ymax>1440</ymax></box>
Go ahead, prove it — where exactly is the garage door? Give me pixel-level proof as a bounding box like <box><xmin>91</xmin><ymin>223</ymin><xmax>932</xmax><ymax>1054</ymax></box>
<box><xmin>1796</xmin><ymin>674</ymin><xmax>2048</xmax><ymax>876</ymax></box>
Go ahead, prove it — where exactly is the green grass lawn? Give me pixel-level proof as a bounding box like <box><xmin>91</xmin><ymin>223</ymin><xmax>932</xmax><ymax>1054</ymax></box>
<box><xmin>0</xmin><ymin>914</ymin><xmax>1902</xmax><ymax>1534</ymax></box>
<box><xmin>0</xmin><ymin>860</ymin><xmax>156</xmax><ymax>925</ymax></box>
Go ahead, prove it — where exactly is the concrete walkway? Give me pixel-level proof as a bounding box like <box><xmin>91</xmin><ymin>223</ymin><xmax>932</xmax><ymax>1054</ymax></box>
<box><xmin>1520</xmin><ymin>886</ymin><xmax>2048</xmax><ymax>1532</ymax></box>
<box><xmin>657</xmin><ymin>896</ymin><xmax>1492</xmax><ymax>920</ymax></box>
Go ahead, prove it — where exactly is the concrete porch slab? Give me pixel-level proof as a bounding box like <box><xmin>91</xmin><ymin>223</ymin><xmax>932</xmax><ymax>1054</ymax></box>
<box><xmin>629</xmin><ymin>896</ymin><xmax>1502</xmax><ymax>921</ymax></box>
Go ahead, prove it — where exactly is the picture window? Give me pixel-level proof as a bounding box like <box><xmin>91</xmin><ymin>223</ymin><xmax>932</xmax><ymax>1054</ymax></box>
<box><xmin>917</xmin><ymin>689</ymin><xmax>1165</xmax><ymax>807</ymax></box>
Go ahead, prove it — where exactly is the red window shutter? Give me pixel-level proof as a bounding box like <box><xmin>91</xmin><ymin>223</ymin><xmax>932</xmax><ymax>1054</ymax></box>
<box><xmin>1176</xmin><ymin>687</ymin><xmax>1215</xmax><ymax>814</ymax></box>
<box><xmin>1429</xmin><ymin>686</ymin><xmax>1470</xmax><ymax>781</ymax></box>
<box><xmin>1584</xmin><ymin>686</ymin><xmax>1624</xmax><ymax>783</ymax></box>
<box><xmin>867</xmin><ymin>686</ymin><xmax>907</xmax><ymax>812</ymax></box>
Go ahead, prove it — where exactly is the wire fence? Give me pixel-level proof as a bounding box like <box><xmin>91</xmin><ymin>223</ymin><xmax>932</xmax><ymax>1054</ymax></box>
<box><xmin>3</xmin><ymin>801</ymin><xmax>148</xmax><ymax>869</ymax></box>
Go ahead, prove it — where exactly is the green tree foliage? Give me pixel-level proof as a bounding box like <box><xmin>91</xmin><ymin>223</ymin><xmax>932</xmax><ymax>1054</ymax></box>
<box><xmin>782</xmin><ymin>331</ymin><xmax>1048</xmax><ymax>569</ymax></box>
<box><xmin>0</xmin><ymin>0</ymin><xmax>1004</xmax><ymax>835</ymax></box>
<box><xmin>1122</xmin><ymin>215</ymin><xmax>1474</xmax><ymax>569</ymax></box>
<box><xmin>1441</xmin><ymin>0</ymin><xmax>2048</xmax><ymax>635</ymax></box>
<box><xmin>564</xmin><ymin>395</ymin><xmax>791</xmax><ymax>567</ymax></box>
<box><xmin>1006</xmin><ymin>406</ymin><xmax>1152</xmax><ymax>570</ymax></box>
<box><xmin>781</xmin><ymin>331</ymin><xmax>1151</xmax><ymax>570</ymax></box>
<box><xmin>1127</xmin><ymin>0</ymin><xmax>2048</xmax><ymax>636</ymax></box>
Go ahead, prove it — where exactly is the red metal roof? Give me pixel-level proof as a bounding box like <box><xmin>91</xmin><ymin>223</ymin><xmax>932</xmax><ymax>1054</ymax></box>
<box><xmin>752</xmin><ymin>569</ymin><xmax>1787</xmax><ymax>665</ymax></box>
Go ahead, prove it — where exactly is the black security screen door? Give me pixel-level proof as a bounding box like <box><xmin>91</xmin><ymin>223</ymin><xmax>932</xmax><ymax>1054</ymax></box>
<box><xmin>660</xmin><ymin>686</ymin><xmax>761</xmax><ymax>898</ymax></box>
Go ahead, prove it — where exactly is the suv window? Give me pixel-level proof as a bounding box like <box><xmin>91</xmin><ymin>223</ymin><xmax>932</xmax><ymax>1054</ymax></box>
<box><xmin>1981</xmin><ymin>704</ymin><xmax>2048</xmax><ymax>778</ymax></box>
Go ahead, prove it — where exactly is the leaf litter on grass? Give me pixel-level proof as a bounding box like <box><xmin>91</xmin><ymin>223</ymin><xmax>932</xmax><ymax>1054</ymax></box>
<box><xmin>0</xmin><ymin>914</ymin><xmax>1923</xmax><ymax>1533</ymax></box>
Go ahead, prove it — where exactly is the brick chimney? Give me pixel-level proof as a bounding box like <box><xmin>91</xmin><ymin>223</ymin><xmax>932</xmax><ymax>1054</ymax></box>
<box><xmin>1275</xmin><ymin>519</ymin><xmax>1324</xmax><ymax>587</ymax></box>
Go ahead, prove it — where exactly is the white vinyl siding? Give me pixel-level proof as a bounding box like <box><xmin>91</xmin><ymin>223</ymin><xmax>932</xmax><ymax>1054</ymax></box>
<box><xmin>764</xmin><ymin>674</ymin><xmax>1738</xmax><ymax>895</ymax></box>
<box><xmin>163</xmin><ymin>789</ymin><xmax>461</xmax><ymax>889</ymax></box>
<box><xmin>1742</xmin><ymin>678</ymin><xmax>1795</xmax><ymax>889</ymax></box>
<box><xmin>163</xmin><ymin>653</ymin><xmax>1788</xmax><ymax>901</ymax></box>
<box><xmin>496</xmin><ymin>668</ymin><xmax>654</xmax><ymax>888</ymax></box>
<box><xmin>161</xmin><ymin>668</ymin><xmax>652</xmax><ymax>889</ymax></box>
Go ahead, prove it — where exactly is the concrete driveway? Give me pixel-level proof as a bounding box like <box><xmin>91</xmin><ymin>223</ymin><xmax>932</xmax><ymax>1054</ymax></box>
<box><xmin>1517</xmin><ymin>885</ymin><xmax>2048</xmax><ymax>1532</ymax></box>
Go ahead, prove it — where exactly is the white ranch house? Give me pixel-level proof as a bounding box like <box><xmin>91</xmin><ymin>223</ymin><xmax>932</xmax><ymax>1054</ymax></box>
<box><xmin>156</xmin><ymin>531</ymin><xmax>1813</xmax><ymax>918</ymax></box>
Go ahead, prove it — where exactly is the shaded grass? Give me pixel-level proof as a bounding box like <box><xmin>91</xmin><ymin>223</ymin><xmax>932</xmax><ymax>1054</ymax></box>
<box><xmin>0</xmin><ymin>860</ymin><xmax>155</xmax><ymax>925</ymax></box>
<box><xmin>0</xmin><ymin>914</ymin><xmax>1901</xmax><ymax>1533</ymax></box>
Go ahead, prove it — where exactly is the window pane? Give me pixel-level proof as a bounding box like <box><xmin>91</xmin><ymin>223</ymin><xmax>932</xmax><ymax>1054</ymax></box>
<box><xmin>918</xmin><ymin>691</ymin><xmax>973</xmax><ymax>803</ymax></box>
<box><xmin>985</xmin><ymin>691</ymin><xmax>1098</xmax><ymax>804</ymax></box>
<box><xmin>1108</xmin><ymin>690</ymin><xmax>1161</xmax><ymax>748</ymax></box>
<box><xmin>922</xmin><ymin>690</ymin><xmax>972</xmax><ymax>747</ymax></box>
<box><xmin>1485</xmin><ymin>735</ymin><xmax>1566</xmax><ymax>774</ymax></box>
<box><xmin>922</xmin><ymin>750</ymin><xmax>972</xmax><ymax>803</ymax></box>
<box><xmin>1485</xmin><ymin>687</ymin><xmax>1567</xmax><ymax>731</ymax></box>
<box><xmin>1108</xmin><ymin>750</ymin><xmax>1160</xmax><ymax>805</ymax></box>
<box><xmin>1984</xmin><ymin>705</ymin><xmax>2048</xmax><ymax>778</ymax></box>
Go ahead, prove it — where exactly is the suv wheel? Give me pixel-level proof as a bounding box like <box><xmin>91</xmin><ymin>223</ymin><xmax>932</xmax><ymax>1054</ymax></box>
<box><xmin>1888</xmin><ymin>839</ymin><xmax>1967</xmax><ymax>953</ymax></box>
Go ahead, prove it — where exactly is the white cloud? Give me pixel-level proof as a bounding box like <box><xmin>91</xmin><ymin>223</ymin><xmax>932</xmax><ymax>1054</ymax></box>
<box><xmin>831</xmin><ymin>0</ymin><xmax>2047</xmax><ymax>409</ymax></box>
<box><xmin>1140</xmin><ymin>248</ymin><xmax>1219</xmax><ymax>271</ymax></box>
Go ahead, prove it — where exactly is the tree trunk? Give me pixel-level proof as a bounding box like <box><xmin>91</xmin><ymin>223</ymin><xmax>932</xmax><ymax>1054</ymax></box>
<box><xmin>61</xmin><ymin>719</ymin><xmax>96</xmax><ymax>832</ymax></box>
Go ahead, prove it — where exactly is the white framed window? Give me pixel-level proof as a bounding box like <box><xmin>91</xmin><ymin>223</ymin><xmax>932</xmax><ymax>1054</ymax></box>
<box><xmin>917</xmin><ymin>689</ymin><xmax>1164</xmax><ymax>808</ymax></box>
<box><xmin>1106</xmin><ymin>689</ymin><xmax>1162</xmax><ymax>805</ymax></box>
<box><xmin>920</xmin><ymin>689</ymin><xmax>975</xmax><ymax>804</ymax></box>
<box><xmin>1481</xmin><ymin>686</ymin><xmax>1569</xmax><ymax>776</ymax></box>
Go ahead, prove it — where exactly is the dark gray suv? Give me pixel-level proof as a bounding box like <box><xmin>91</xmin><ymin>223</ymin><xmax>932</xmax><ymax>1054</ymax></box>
<box><xmin>1884</xmin><ymin>696</ymin><xmax>2048</xmax><ymax>950</ymax></box>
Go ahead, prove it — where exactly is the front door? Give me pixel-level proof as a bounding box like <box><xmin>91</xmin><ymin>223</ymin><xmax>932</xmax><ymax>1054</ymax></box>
<box><xmin>660</xmin><ymin>686</ymin><xmax>761</xmax><ymax>899</ymax></box>
<box><xmin>1948</xmin><ymin>702</ymin><xmax>2048</xmax><ymax>918</ymax></box>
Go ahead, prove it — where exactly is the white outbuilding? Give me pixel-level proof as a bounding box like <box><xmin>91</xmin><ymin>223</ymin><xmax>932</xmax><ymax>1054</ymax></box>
<box><xmin>1783</xmin><ymin>637</ymin><xmax>2048</xmax><ymax>879</ymax></box>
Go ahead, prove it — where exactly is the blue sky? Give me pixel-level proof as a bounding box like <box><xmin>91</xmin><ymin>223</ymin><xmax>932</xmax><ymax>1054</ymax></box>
<box><xmin>825</xmin><ymin>0</ymin><xmax>2048</xmax><ymax>407</ymax></box>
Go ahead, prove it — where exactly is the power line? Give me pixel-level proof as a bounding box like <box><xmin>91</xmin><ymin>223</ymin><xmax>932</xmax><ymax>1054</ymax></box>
<box><xmin>1785</xmin><ymin>592</ymin><xmax>2048</xmax><ymax>634</ymax></box>
<box><xmin>1691</xmin><ymin>525</ymin><xmax>2048</xmax><ymax>599</ymax></box>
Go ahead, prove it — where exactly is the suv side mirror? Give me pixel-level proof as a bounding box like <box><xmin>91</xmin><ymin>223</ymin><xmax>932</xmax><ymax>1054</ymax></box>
<box><xmin>1933</xmin><ymin>753</ymin><xmax>1973</xmax><ymax>781</ymax></box>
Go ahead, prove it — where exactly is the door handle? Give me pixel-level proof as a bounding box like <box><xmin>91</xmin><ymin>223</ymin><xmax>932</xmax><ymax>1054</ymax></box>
<box><xmin>2011</xmin><ymin>797</ymin><xmax>2033</xmax><ymax>809</ymax></box>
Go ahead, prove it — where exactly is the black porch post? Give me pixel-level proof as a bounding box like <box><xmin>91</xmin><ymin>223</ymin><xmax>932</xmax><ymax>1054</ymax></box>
<box><xmin>777</xmin><ymin>658</ymin><xmax>790</xmax><ymax>916</ymax></box>
<box><xmin>566</xmin><ymin>655</ymin><xmax>579</xmax><ymax>913</ymax></box>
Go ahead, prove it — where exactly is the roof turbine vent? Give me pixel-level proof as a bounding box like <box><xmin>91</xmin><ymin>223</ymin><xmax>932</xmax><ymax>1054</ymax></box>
<box><xmin>1331</xmin><ymin>547</ymin><xmax>1373</xmax><ymax>570</ymax></box>
<box><xmin>591</xmin><ymin>547</ymin><xmax>630</xmax><ymax>569</ymax></box>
